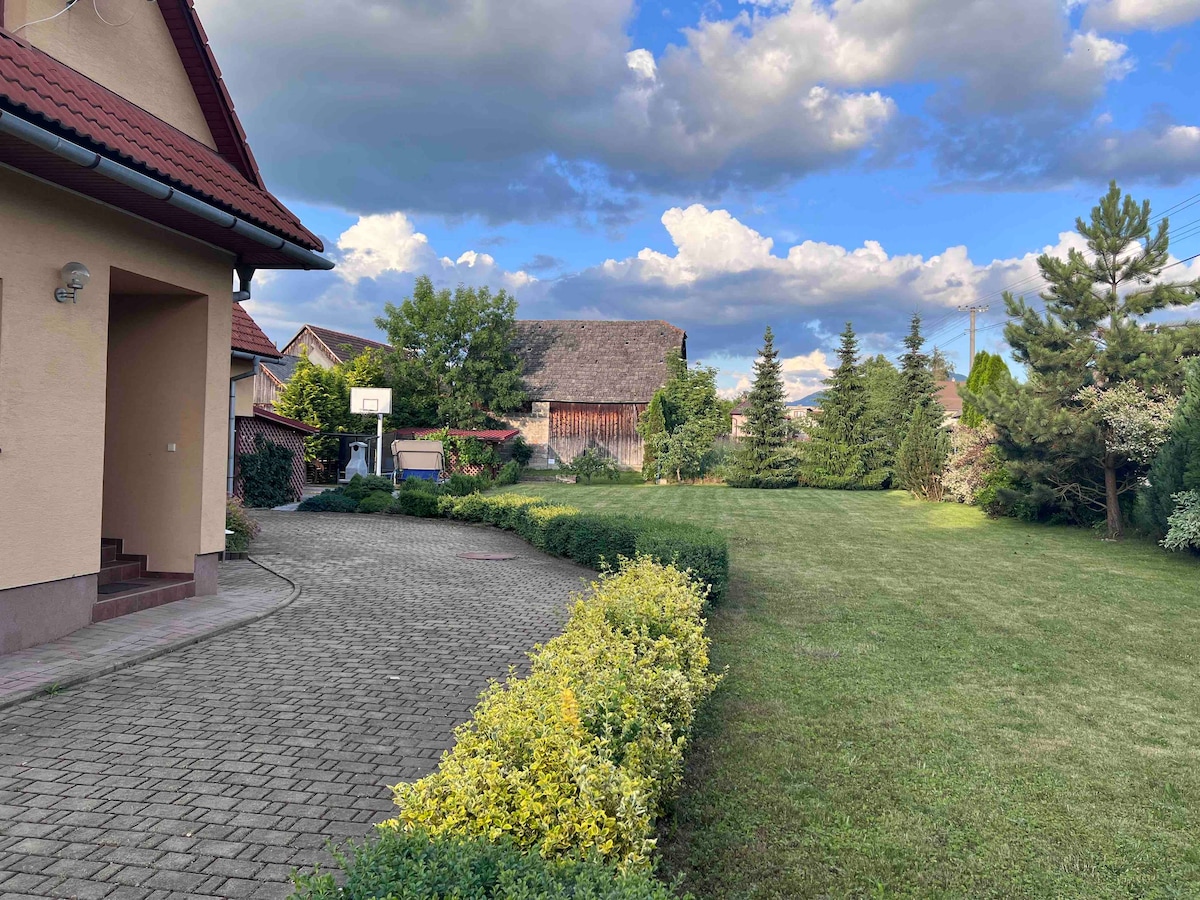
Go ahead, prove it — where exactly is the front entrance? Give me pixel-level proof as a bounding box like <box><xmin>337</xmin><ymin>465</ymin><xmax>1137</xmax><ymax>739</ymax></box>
<box><xmin>99</xmin><ymin>269</ymin><xmax>211</xmax><ymax>619</ymax></box>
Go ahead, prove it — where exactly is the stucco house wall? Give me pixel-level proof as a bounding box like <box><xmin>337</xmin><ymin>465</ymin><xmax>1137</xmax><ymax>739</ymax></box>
<box><xmin>0</xmin><ymin>165</ymin><xmax>232</xmax><ymax>604</ymax></box>
<box><xmin>5</xmin><ymin>0</ymin><xmax>218</xmax><ymax>148</ymax></box>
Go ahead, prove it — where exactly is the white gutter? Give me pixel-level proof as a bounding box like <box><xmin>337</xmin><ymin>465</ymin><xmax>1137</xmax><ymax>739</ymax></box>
<box><xmin>0</xmin><ymin>109</ymin><xmax>334</xmax><ymax>271</ymax></box>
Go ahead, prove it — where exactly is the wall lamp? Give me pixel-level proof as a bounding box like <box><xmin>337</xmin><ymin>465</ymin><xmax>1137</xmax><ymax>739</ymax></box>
<box><xmin>55</xmin><ymin>262</ymin><xmax>90</xmax><ymax>303</ymax></box>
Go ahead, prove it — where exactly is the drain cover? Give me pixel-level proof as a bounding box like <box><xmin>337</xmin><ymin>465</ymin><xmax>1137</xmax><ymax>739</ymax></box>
<box><xmin>458</xmin><ymin>552</ymin><xmax>517</xmax><ymax>561</ymax></box>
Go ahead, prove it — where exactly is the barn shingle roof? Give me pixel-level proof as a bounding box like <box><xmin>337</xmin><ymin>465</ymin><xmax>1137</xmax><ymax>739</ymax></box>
<box><xmin>514</xmin><ymin>320</ymin><xmax>686</xmax><ymax>404</ymax></box>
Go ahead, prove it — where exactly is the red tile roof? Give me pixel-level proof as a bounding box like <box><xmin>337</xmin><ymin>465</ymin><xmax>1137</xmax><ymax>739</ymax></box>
<box><xmin>393</xmin><ymin>428</ymin><xmax>520</xmax><ymax>444</ymax></box>
<box><xmin>231</xmin><ymin>303</ymin><xmax>281</xmax><ymax>358</ymax></box>
<box><xmin>0</xmin><ymin>7</ymin><xmax>321</xmax><ymax>251</ymax></box>
<box><xmin>251</xmin><ymin>405</ymin><xmax>319</xmax><ymax>434</ymax></box>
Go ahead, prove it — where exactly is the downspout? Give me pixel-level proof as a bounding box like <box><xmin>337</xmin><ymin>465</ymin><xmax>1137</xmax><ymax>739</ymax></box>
<box><xmin>229</xmin><ymin>351</ymin><xmax>264</xmax><ymax>496</ymax></box>
<box><xmin>0</xmin><ymin>110</ymin><xmax>334</xmax><ymax>270</ymax></box>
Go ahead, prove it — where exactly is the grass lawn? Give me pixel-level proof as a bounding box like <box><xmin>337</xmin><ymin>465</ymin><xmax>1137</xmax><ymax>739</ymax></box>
<box><xmin>505</xmin><ymin>483</ymin><xmax>1200</xmax><ymax>899</ymax></box>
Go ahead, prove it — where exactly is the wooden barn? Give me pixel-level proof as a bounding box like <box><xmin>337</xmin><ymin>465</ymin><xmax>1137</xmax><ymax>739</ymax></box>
<box><xmin>508</xmin><ymin>320</ymin><xmax>687</xmax><ymax>469</ymax></box>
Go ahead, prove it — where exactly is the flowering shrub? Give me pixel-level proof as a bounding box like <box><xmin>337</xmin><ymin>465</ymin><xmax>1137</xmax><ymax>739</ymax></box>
<box><xmin>1077</xmin><ymin>384</ymin><xmax>1179</xmax><ymax>465</ymax></box>
<box><xmin>942</xmin><ymin>424</ymin><xmax>1000</xmax><ymax>505</ymax></box>
<box><xmin>1162</xmin><ymin>491</ymin><xmax>1200</xmax><ymax>553</ymax></box>
<box><xmin>384</xmin><ymin>558</ymin><xmax>719</xmax><ymax>870</ymax></box>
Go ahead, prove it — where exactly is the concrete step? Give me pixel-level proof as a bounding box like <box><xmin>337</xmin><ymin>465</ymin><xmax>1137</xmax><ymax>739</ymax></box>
<box><xmin>97</xmin><ymin>559</ymin><xmax>144</xmax><ymax>587</ymax></box>
<box><xmin>100</xmin><ymin>540</ymin><xmax>120</xmax><ymax>564</ymax></box>
<box><xmin>92</xmin><ymin>578</ymin><xmax>196</xmax><ymax>623</ymax></box>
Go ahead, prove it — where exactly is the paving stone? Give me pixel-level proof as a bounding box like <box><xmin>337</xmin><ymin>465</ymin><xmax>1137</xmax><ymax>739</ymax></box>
<box><xmin>0</xmin><ymin>513</ymin><xmax>585</xmax><ymax>897</ymax></box>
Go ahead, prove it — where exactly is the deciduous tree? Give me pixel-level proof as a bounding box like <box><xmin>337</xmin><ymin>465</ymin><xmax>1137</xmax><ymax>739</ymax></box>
<box><xmin>376</xmin><ymin>276</ymin><xmax>526</xmax><ymax>428</ymax></box>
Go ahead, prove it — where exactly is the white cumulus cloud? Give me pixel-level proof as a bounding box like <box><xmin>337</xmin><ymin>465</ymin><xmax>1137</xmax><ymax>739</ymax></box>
<box><xmin>1082</xmin><ymin>0</ymin><xmax>1200</xmax><ymax>30</ymax></box>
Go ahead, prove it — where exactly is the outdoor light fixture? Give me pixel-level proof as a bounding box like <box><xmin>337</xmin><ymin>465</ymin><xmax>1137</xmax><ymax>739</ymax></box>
<box><xmin>55</xmin><ymin>262</ymin><xmax>90</xmax><ymax>303</ymax></box>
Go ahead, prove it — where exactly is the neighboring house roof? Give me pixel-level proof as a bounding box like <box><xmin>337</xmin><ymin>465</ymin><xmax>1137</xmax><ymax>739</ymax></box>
<box><xmin>286</xmin><ymin>325</ymin><xmax>391</xmax><ymax>365</ymax></box>
<box><xmin>231</xmin><ymin>303</ymin><xmax>281</xmax><ymax>359</ymax></box>
<box><xmin>248</xmin><ymin>405</ymin><xmax>319</xmax><ymax>434</ymax></box>
<box><xmin>260</xmin><ymin>354</ymin><xmax>302</xmax><ymax>386</ymax></box>
<box><xmin>0</xmin><ymin>2</ymin><xmax>323</xmax><ymax>259</ymax></box>
<box><xmin>514</xmin><ymin>320</ymin><xmax>687</xmax><ymax>404</ymax></box>
<box><xmin>393</xmin><ymin>427</ymin><xmax>520</xmax><ymax>443</ymax></box>
<box><xmin>937</xmin><ymin>380</ymin><xmax>964</xmax><ymax>417</ymax></box>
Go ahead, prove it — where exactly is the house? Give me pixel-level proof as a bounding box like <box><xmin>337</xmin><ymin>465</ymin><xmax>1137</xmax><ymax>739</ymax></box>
<box><xmin>254</xmin><ymin>354</ymin><xmax>302</xmax><ymax>408</ymax></box>
<box><xmin>936</xmin><ymin>380</ymin><xmax>965</xmax><ymax>423</ymax></box>
<box><xmin>508</xmin><ymin>320</ymin><xmax>686</xmax><ymax>469</ymax></box>
<box><xmin>730</xmin><ymin>401</ymin><xmax>813</xmax><ymax>440</ymax></box>
<box><xmin>281</xmin><ymin>324</ymin><xmax>391</xmax><ymax>370</ymax></box>
<box><xmin>0</xmin><ymin>1</ymin><xmax>329</xmax><ymax>654</ymax></box>
<box><xmin>230</xmin><ymin>304</ymin><xmax>317</xmax><ymax>503</ymax></box>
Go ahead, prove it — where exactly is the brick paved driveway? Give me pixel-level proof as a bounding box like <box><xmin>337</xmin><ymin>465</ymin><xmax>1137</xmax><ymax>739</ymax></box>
<box><xmin>0</xmin><ymin>513</ymin><xmax>589</xmax><ymax>899</ymax></box>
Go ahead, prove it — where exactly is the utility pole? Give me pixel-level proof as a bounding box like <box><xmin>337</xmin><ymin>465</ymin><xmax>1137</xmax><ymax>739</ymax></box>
<box><xmin>958</xmin><ymin>304</ymin><xmax>989</xmax><ymax>365</ymax></box>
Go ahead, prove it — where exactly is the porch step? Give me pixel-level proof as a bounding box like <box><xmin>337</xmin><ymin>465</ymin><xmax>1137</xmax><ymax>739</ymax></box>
<box><xmin>97</xmin><ymin>559</ymin><xmax>143</xmax><ymax>587</ymax></box>
<box><xmin>101</xmin><ymin>540</ymin><xmax>120</xmax><ymax>564</ymax></box>
<box><xmin>92</xmin><ymin>577</ymin><xmax>196</xmax><ymax>623</ymax></box>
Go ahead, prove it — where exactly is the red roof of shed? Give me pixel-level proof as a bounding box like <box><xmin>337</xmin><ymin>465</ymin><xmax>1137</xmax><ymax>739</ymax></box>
<box><xmin>0</xmin><ymin>2</ymin><xmax>321</xmax><ymax>252</ymax></box>
<box><xmin>251</xmin><ymin>405</ymin><xmax>319</xmax><ymax>435</ymax></box>
<box><xmin>231</xmin><ymin>303</ymin><xmax>281</xmax><ymax>358</ymax></box>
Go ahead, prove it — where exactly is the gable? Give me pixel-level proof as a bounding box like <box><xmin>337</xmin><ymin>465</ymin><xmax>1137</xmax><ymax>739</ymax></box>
<box><xmin>6</xmin><ymin>0</ymin><xmax>217</xmax><ymax>149</ymax></box>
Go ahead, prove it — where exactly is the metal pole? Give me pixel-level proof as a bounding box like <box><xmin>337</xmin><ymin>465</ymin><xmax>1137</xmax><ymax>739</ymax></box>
<box><xmin>375</xmin><ymin>413</ymin><xmax>384</xmax><ymax>477</ymax></box>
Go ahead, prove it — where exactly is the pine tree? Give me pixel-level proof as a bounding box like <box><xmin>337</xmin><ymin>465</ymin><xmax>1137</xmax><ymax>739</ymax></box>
<box><xmin>897</xmin><ymin>402</ymin><xmax>951</xmax><ymax>500</ymax></box>
<box><xmin>1136</xmin><ymin>359</ymin><xmax>1200</xmax><ymax>538</ymax></box>
<box><xmin>741</xmin><ymin>326</ymin><xmax>790</xmax><ymax>476</ymax></box>
<box><xmin>983</xmin><ymin>183</ymin><xmax>1200</xmax><ymax>538</ymax></box>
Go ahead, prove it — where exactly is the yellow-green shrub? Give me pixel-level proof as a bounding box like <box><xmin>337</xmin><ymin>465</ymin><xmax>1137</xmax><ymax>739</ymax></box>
<box><xmin>385</xmin><ymin>558</ymin><xmax>719</xmax><ymax>869</ymax></box>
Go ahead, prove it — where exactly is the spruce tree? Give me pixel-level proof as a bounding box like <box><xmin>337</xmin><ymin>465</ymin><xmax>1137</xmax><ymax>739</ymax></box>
<box><xmin>895</xmin><ymin>314</ymin><xmax>940</xmax><ymax>425</ymax></box>
<box><xmin>802</xmin><ymin>323</ymin><xmax>884</xmax><ymax>488</ymax></box>
<box><xmin>897</xmin><ymin>402</ymin><xmax>951</xmax><ymax>500</ymax></box>
<box><xmin>742</xmin><ymin>326</ymin><xmax>790</xmax><ymax>476</ymax></box>
<box><xmin>1135</xmin><ymin>359</ymin><xmax>1200</xmax><ymax>537</ymax></box>
<box><xmin>983</xmin><ymin>183</ymin><xmax>1200</xmax><ymax>538</ymax></box>
<box><xmin>862</xmin><ymin>354</ymin><xmax>902</xmax><ymax>480</ymax></box>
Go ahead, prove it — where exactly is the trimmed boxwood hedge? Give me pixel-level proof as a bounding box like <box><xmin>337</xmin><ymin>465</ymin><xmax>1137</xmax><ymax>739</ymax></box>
<box><xmin>290</xmin><ymin>828</ymin><xmax>685</xmax><ymax>899</ymax></box>
<box><xmin>441</xmin><ymin>493</ymin><xmax>729</xmax><ymax>603</ymax></box>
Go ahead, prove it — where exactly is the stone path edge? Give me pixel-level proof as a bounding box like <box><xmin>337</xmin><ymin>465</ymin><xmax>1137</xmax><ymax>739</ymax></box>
<box><xmin>0</xmin><ymin>558</ymin><xmax>302</xmax><ymax>713</ymax></box>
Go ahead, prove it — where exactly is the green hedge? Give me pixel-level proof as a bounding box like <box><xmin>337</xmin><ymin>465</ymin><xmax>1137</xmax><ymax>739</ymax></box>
<box><xmin>290</xmin><ymin>828</ymin><xmax>684</xmax><ymax>899</ymax></box>
<box><xmin>386</xmin><ymin>558</ymin><xmax>717</xmax><ymax>868</ymax></box>
<box><xmin>297</xmin><ymin>490</ymin><xmax>360</xmax><ymax>513</ymax></box>
<box><xmin>389</xmin><ymin>490</ymin><xmax>441</xmax><ymax>518</ymax></box>
<box><xmin>441</xmin><ymin>493</ymin><xmax>729</xmax><ymax>603</ymax></box>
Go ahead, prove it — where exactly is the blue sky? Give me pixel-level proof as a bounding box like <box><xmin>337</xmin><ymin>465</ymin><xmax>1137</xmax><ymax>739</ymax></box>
<box><xmin>197</xmin><ymin>0</ymin><xmax>1200</xmax><ymax>400</ymax></box>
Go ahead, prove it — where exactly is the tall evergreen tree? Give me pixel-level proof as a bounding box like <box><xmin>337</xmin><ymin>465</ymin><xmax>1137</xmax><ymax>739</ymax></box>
<box><xmin>862</xmin><ymin>354</ymin><xmax>902</xmax><ymax>480</ymax></box>
<box><xmin>961</xmin><ymin>351</ymin><xmax>1011</xmax><ymax>428</ymax></box>
<box><xmin>802</xmin><ymin>323</ymin><xmax>889</xmax><ymax>488</ymax></box>
<box><xmin>638</xmin><ymin>391</ymin><xmax>667</xmax><ymax>481</ymax></box>
<box><xmin>896</xmin><ymin>314</ymin><xmax>940</xmax><ymax>424</ymax></box>
<box><xmin>741</xmin><ymin>326</ymin><xmax>790</xmax><ymax>475</ymax></box>
<box><xmin>983</xmin><ymin>183</ymin><xmax>1200</xmax><ymax>538</ymax></box>
<box><xmin>897</xmin><ymin>402</ymin><xmax>951</xmax><ymax>500</ymax></box>
<box><xmin>1136</xmin><ymin>359</ymin><xmax>1200</xmax><ymax>538</ymax></box>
